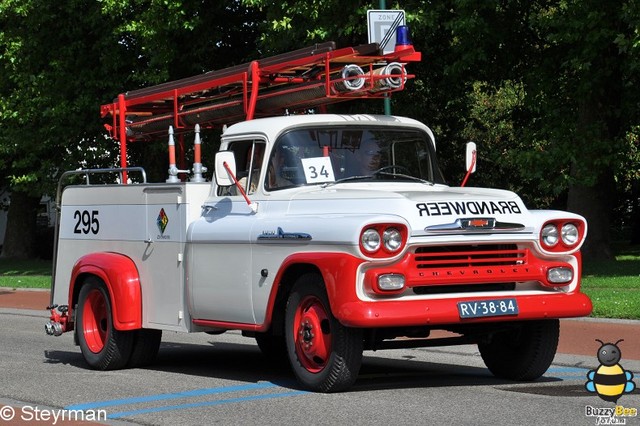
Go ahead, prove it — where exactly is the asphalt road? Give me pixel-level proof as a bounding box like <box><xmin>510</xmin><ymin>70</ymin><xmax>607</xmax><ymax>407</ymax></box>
<box><xmin>1</xmin><ymin>308</ymin><xmax>639</xmax><ymax>426</ymax></box>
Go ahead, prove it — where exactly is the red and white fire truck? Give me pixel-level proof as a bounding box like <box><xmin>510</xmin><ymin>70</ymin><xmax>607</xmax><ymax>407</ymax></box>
<box><xmin>46</xmin><ymin>40</ymin><xmax>592</xmax><ymax>392</ymax></box>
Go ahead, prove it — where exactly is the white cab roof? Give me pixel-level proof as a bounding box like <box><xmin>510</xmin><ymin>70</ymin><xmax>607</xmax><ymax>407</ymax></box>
<box><xmin>221</xmin><ymin>114</ymin><xmax>434</xmax><ymax>144</ymax></box>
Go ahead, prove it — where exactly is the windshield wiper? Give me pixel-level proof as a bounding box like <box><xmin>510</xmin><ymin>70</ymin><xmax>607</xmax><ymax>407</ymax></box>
<box><xmin>322</xmin><ymin>174</ymin><xmax>373</xmax><ymax>188</ymax></box>
<box><xmin>322</xmin><ymin>170</ymin><xmax>434</xmax><ymax>188</ymax></box>
<box><xmin>375</xmin><ymin>171</ymin><xmax>434</xmax><ymax>185</ymax></box>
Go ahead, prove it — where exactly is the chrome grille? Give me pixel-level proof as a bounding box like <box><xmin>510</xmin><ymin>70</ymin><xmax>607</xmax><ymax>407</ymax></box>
<box><xmin>413</xmin><ymin>244</ymin><xmax>527</xmax><ymax>269</ymax></box>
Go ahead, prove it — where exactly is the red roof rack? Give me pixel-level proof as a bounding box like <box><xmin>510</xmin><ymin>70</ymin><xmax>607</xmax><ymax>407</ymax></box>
<box><xmin>100</xmin><ymin>41</ymin><xmax>421</xmax><ymax>171</ymax></box>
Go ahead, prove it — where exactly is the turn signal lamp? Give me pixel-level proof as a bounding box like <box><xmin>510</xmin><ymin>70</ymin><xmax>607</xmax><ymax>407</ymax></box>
<box><xmin>547</xmin><ymin>266</ymin><xmax>573</xmax><ymax>284</ymax></box>
<box><xmin>377</xmin><ymin>273</ymin><xmax>406</xmax><ymax>291</ymax></box>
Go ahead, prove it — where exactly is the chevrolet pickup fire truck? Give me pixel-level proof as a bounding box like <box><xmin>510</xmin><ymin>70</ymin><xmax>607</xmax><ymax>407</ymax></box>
<box><xmin>46</xmin><ymin>41</ymin><xmax>592</xmax><ymax>392</ymax></box>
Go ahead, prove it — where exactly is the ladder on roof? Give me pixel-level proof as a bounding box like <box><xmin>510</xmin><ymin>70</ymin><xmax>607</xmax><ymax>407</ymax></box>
<box><xmin>100</xmin><ymin>41</ymin><xmax>421</xmax><ymax>171</ymax></box>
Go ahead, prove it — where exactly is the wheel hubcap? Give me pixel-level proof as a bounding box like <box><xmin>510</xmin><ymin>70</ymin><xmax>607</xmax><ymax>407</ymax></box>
<box><xmin>82</xmin><ymin>289</ymin><xmax>108</xmax><ymax>353</ymax></box>
<box><xmin>294</xmin><ymin>295</ymin><xmax>331</xmax><ymax>373</ymax></box>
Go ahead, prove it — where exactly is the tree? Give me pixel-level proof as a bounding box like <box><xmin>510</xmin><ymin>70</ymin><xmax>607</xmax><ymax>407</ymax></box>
<box><xmin>0</xmin><ymin>0</ymin><xmax>264</xmax><ymax>258</ymax></box>
<box><xmin>0</xmin><ymin>0</ymin><xmax>123</xmax><ymax>258</ymax></box>
<box><xmin>527</xmin><ymin>1</ymin><xmax>640</xmax><ymax>259</ymax></box>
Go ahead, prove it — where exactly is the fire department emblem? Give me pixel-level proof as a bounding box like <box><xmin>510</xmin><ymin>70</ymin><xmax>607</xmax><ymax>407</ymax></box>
<box><xmin>157</xmin><ymin>208</ymin><xmax>169</xmax><ymax>234</ymax></box>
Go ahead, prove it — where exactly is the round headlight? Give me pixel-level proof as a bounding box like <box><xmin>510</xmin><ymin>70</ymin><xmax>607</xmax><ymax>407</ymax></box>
<box><xmin>541</xmin><ymin>224</ymin><xmax>559</xmax><ymax>247</ymax></box>
<box><xmin>383</xmin><ymin>227</ymin><xmax>402</xmax><ymax>252</ymax></box>
<box><xmin>361</xmin><ymin>228</ymin><xmax>381</xmax><ymax>253</ymax></box>
<box><xmin>561</xmin><ymin>223</ymin><xmax>579</xmax><ymax>246</ymax></box>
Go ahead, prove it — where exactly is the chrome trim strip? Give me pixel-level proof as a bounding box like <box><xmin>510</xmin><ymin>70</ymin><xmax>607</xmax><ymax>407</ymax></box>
<box><xmin>425</xmin><ymin>218</ymin><xmax>526</xmax><ymax>233</ymax></box>
<box><xmin>257</xmin><ymin>226</ymin><xmax>312</xmax><ymax>242</ymax></box>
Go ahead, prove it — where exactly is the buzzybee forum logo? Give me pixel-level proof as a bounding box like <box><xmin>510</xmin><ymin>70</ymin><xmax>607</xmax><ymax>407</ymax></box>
<box><xmin>585</xmin><ymin>339</ymin><xmax>636</xmax><ymax>403</ymax></box>
<box><xmin>584</xmin><ymin>339</ymin><xmax>638</xmax><ymax>424</ymax></box>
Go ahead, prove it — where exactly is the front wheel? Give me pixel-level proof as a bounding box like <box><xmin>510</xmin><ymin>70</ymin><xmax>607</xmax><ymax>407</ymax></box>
<box><xmin>76</xmin><ymin>278</ymin><xmax>134</xmax><ymax>370</ymax></box>
<box><xmin>255</xmin><ymin>331</ymin><xmax>287</xmax><ymax>365</ymax></box>
<box><xmin>478</xmin><ymin>319</ymin><xmax>559</xmax><ymax>381</ymax></box>
<box><xmin>285</xmin><ymin>273</ymin><xmax>363</xmax><ymax>392</ymax></box>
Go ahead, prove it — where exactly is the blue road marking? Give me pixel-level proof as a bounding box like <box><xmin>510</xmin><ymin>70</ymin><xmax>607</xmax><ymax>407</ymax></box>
<box><xmin>65</xmin><ymin>382</ymin><xmax>281</xmax><ymax>411</ymax></box>
<box><xmin>107</xmin><ymin>391</ymin><xmax>307</xmax><ymax>419</ymax></box>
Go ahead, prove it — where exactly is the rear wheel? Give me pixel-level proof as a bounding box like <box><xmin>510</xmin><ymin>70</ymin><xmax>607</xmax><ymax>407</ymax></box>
<box><xmin>478</xmin><ymin>319</ymin><xmax>559</xmax><ymax>381</ymax></box>
<box><xmin>285</xmin><ymin>273</ymin><xmax>363</xmax><ymax>392</ymax></box>
<box><xmin>76</xmin><ymin>278</ymin><xmax>133</xmax><ymax>370</ymax></box>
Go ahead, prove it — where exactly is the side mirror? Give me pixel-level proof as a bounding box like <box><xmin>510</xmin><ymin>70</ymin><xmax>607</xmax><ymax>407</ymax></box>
<box><xmin>465</xmin><ymin>142</ymin><xmax>477</xmax><ymax>173</ymax></box>
<box><xmin>461</xmin><ymin>142</ymin><xmax>477</xmax><ymax>187</ymax></box>
<box><xmin>214</xmin><ymin>151</ymin><xmax>236</xmax><ymax>187</ymax></box>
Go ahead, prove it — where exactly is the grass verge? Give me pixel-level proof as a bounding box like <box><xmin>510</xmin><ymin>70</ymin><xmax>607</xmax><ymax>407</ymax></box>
<box><xmin>582</xmin><ymin>243</ymin><xmax>640</xmax><ymax>320</ymax></box>
<box><xmin>0</xmin><ymin>258</ymin><xmax>51</xmax><ymax>289</ymax></box>
<box><xmin>1</xmin><ymin>245</ymin><xmax>639</xmax><ymax>319</ymax></box>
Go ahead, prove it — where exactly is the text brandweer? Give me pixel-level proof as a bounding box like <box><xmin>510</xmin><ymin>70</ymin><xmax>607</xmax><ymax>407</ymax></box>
<box><xmin>416</xmin><ymin>201</ymin><xmax>522</xmax><ymax>217</ymax></box>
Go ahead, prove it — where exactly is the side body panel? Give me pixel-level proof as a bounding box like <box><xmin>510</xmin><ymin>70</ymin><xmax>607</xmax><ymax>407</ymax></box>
<box><xmin>53</xmin><ymin>182</ymin><xmax>210</xmax><ymax>332</ymax></box>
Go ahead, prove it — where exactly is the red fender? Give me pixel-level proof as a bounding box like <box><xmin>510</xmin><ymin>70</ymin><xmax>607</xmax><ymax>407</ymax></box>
<box><xmin>69</xmin><ymin>252</ymin><xmax>142</xmax><ymax>331</ymax></box>
<box><xmin>264</xmin><ymin>253</ymin><xmax>364</xmax><ymax>325</ymax></box>
<box><xmin>265</xmin><ymin>251</ymin><xmax>591</xmax><ymax>328</ymax></box>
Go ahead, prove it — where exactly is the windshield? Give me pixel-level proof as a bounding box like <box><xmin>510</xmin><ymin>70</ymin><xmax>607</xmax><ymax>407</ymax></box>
<box><xmin>265</xmin><ymin>126</ymin><xmax>444</xmax><ymax>190</ymax></box>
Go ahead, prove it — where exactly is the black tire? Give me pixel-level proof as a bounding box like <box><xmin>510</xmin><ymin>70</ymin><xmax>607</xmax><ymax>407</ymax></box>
<box><xmin>478</xmin><ymin>319</ymin><xmax>559</xmax><ymax>381</ymax></box>
<box><xmin>255</xmin><ymin>331</ymin><xmax>288</xmax><ymax>364</ymax></box>
<box><xmin>128</xmin><ymin>329</ymin><xmax>162</xmax><ymax>368</ymax></box>
<box><xmin>76</xmin><ymin>277</ymin><xmax>134</xmax><ymax>370</ymax></box>
<box><xmin>285</xmin><ymin>273</ymin><xmax>363</xmax><ymax>392</ymax></box>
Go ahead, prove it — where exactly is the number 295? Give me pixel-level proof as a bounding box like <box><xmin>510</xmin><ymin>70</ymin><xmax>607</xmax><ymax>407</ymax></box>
<box><xmin>73</xmin><ymin>210</ymin><xmax>100</xmax><ymax>235</ymax></box>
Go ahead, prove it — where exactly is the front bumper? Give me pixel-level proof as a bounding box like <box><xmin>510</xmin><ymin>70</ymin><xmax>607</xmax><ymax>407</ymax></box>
<box><xmin>334</xmin><ymin>291</ymin><xmax>593</xmax><ymax>328</ymax></box>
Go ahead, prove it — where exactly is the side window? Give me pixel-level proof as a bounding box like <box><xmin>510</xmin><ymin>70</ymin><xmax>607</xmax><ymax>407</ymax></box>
<box><xmin>217</xmin><ymin>140</ymin><xmax>266</xmax><ymax>196</ymax></box>
<box><xmin>266</xmin><ymin>142</ymin><xmax>302</xmax><ymax>190</ymax></box>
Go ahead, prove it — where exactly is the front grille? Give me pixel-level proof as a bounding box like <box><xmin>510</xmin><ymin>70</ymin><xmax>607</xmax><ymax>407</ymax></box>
<box><xmin>414</xmin><ymin>244</ymin><xmax>527</xmax><ymax>269</ymax></box>
<box><xmin>408</xmin><ymin>244</ymin><xmax>528</xmax><ymax>295</ymax></box>
<box><xmin>413</xmin><ymin>283</ymin><xmax>516</xmax><ymax>295</ymax></box>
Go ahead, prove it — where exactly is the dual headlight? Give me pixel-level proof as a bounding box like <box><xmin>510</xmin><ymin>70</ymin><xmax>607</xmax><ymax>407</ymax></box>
<box><xmin>360</xmin><ymin>224</ymin><xmax>407</xmax><ymax>257</ymax></box>
<box><xmin>540</xmin><ymin>221</ymin><xmax>583</xmax><ymax>251</ymax></box>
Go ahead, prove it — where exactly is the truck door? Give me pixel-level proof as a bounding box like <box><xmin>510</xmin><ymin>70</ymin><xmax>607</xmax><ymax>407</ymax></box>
<box><xmin>142</xmin><ymin>186</ymin><xmax>188</xmax><ymax>330</ymax></box>
<box><xmin>187</xmin><ymin>141</ymin><xmax>266</xmax><ymax>324</ymax></box>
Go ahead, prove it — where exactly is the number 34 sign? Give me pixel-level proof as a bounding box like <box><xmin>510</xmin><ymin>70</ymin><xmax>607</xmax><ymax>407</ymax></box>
<box><xmin>301</xmin><ymin>157</ymin><xmax>335</xmax><ymax>184</ymax></box>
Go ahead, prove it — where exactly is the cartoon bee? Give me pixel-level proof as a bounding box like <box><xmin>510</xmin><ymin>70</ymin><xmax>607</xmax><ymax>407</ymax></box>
<box><xmin>586</xmin><ymin>339</ymin><xmax>636</xmax><ymax>403</ymax></box>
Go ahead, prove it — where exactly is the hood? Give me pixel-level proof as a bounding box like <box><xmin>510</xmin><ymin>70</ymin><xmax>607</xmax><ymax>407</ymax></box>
<box><xmin>283</xmin><ymin>183</ymin><xmax>531</xmax><ymax>236</ymax></box>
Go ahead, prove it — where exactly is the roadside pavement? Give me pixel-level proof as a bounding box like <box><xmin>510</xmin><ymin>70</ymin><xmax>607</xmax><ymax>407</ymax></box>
<box><xmin>1</xmin><ymin>287</ymin><xmax>639</xmax><ymax>361</ymax></box>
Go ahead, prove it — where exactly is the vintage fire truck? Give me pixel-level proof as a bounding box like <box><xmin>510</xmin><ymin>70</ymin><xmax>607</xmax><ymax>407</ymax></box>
<box><xmin>46</xmin><ymin>40</ymin><xmax>592</xmax><ymax>392</ymax></box>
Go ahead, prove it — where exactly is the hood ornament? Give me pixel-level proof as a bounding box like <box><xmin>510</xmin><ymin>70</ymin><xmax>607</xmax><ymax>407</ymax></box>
<box><xmin>426</xmin><ymin>218</ymin><xmax>525</xmax><ymax>233</ymax></box>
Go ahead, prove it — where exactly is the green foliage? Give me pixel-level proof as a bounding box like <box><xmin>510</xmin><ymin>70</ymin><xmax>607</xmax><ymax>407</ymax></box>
<box><xmin>241</xmin><ymin>0</ymin><xmax>372</xmax><ymax>52</ymax></box>
<box><xmin>0</xmin><ymin>0</ymin><xmax>125</xmax><ymax>196</ymax></box>
<box><xmin>1</xmin><ymin>0</ymin><xmax>639</xmax><ymax>255</ymax></box>
<box><xmin>0</xmin><ymin>0</ymin><xmax>265</xmax><ymax>197</ymax></box>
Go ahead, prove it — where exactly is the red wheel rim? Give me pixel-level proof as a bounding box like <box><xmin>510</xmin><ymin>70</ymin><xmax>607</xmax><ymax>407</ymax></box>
<box><xmin>82</xmin><ymin>289</ymin><xmax>108</xmax><ymax>353</ymax></box>
<box><xmin>293</xmin><ymin>295</ymin><xmax>332</xmax><ymax>373</ymax></box>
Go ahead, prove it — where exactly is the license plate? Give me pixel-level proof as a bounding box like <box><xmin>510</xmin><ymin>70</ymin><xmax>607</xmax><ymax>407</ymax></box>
<box><xmin>458</xmin><ymin>298</ymin><xmax>519</xmax><ymax>319</ymax></box>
